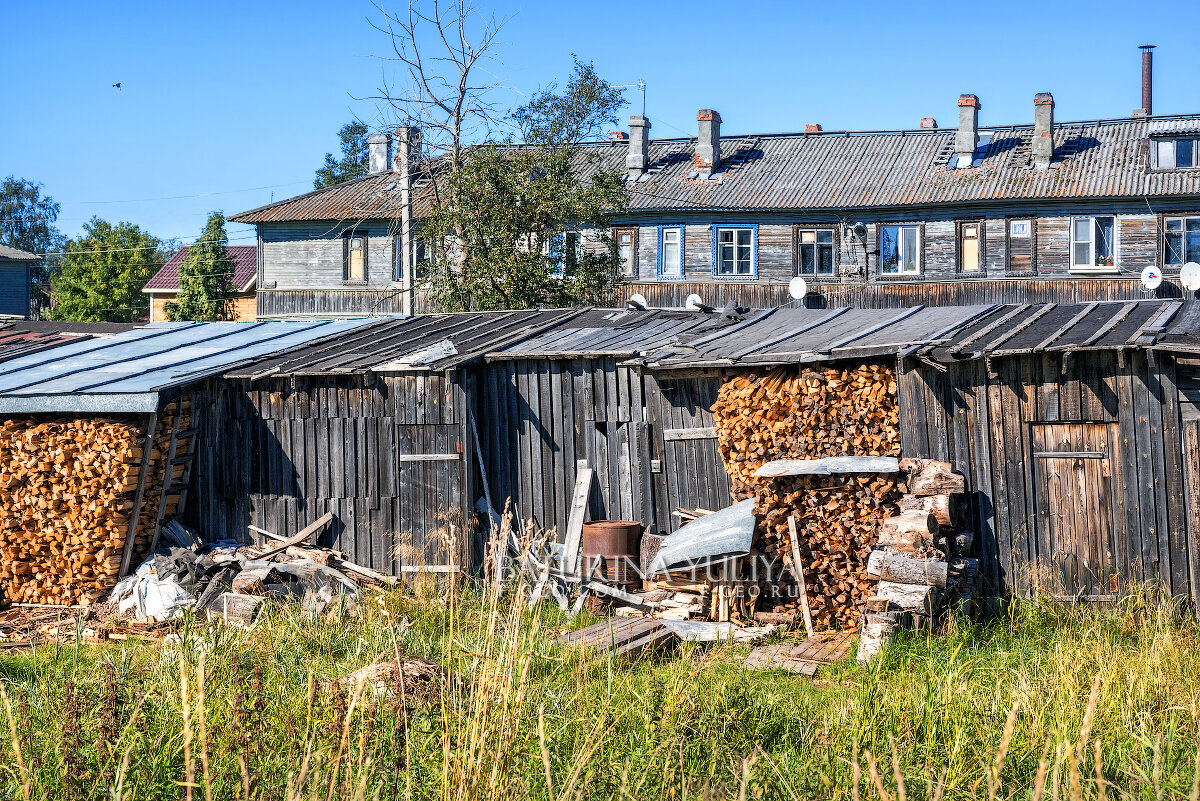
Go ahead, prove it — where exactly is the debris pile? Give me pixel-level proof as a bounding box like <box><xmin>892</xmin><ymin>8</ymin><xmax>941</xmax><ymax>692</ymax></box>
<box><xmin>107</xmin><ymin>512</ymin><xmax>388</xmax><ymax>625</ymax></box>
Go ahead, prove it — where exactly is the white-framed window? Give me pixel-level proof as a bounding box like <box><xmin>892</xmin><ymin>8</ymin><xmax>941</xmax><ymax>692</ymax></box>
<box><xmin>880</xmin><ymin>224</ymin><xmax>920</xmax><ymax>275</ymax></box>
<box><xmin>1156</xmin><ymin>138</ymin><xmax>1200</xmax><ymax>169</ymax></box>
<box><xmin>797</xmin><ymin>229</ymin><xmax>835</xmax><ymax>277</ymax></box>
<box><xmin>614</xmin><ymin>227</ymin><xmax>637</xmax><ymax>277</ymax></box>
<box><xmin>713</xmin><ymin>226</ymin><xmax>756</xmax><ymax>276</ymax></box>
<box><xmin>1070</xmin><ymin>216</ymin><xmax>1116</xmax><ymax>271</ymax></box>
<box><xmin>958</xmin><ymin>221</ymin><xmax>983</xmax><ymax>272</ymax></box>
<box><xmin>1007</xmin><ymin>218</ymin><xmax>1035</xmax><ymax>273</ymax></box>
<box><xmin>658</xmin><ymin>226</ymin><xmax>683</xmax><ymax>278</ymax></box>
<box><xmin>344</xmin><ymin>232</ymin><xmax>367</xmax><ymax>282</ymax></box>
<box><xmin>1165</xmin><ymin>216</ymin><xmax>1200</xmax><ymax>266</ymax></box>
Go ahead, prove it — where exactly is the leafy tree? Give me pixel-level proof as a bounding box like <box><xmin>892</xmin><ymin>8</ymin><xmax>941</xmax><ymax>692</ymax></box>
<box><xmin>421</xmin><ymin>59</ymin><xmax>629</xmax><ymax>311</ymax></box>
<box><xmin>164</xmin><ymin>212</ymin><xmax>236</xmax><ymax>322</ymax></box>
<box><xmin>0</xmin><ymin>176</ymin><xmax>66</xmax><ymax>316</ymax></box>
<box><xmin>49</xmin><ymin>218</ymin><xmax>162</xmax><ymax>322</ymax></box>
<box><xmin>314</xmin><ymin>122</ymin><xmax>371</xmax><ymax>189</ymax></box>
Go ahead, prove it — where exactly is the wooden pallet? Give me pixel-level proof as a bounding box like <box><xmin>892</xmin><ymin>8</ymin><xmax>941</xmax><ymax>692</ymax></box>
<box><xmin>743</xmin><ymin>630</ymin><xmax>858</xmax><ymax>675</ymax></box>
<box><xmin>556</xmin><ymin>617</ymin><xmax>676</xmax><ymax>657</ymax></box>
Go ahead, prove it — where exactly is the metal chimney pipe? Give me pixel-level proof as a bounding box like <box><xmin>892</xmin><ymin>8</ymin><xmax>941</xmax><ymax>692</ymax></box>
<box><xmin>1140</xmin><ymin>45</ymin><xmax>1155</xmax><ymax>116</ymax></box>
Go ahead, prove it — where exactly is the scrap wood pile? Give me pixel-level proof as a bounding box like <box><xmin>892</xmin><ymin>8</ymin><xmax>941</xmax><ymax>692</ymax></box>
<box><xmin>856</xmin><ymin>458</ymin><xmax>979</xmax><ymax>662</ymax></box>
<box><xmin>107</xmin><ymin>512</ymin><xmax>394</xmax><ymax>625</ymax></box>
<box><xmin>712</xmin><ymin>365</ymin><xmax>900</xmax><ymax>499</ymax></box>
<box><xmin>0</xmin><ymin>605</ymin><xmax>167</xmax><ymax>649</ymax></box>
<box><xmin>0</xmin><ymin>404</ymin><xmax>189</xmax><ymax>606</ymax></box>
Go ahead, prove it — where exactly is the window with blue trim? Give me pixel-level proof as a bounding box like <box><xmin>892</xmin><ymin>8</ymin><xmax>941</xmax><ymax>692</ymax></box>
<box><xmin>658</xmin><ymin>226</ymin><xmax>683</xmax><ymax>278</ymax></box>
<box><xmin>547</xmin><ymin>231</ymin><xmax>581</xmax><ymax>277</ymax></box>
<box><xmin>713</xmin><ymin>226</ymin><xmax>755</xmax><ymax>277</ymax></box>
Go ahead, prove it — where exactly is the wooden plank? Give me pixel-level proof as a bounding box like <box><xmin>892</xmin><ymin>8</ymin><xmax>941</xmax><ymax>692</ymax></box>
<box><xmin>1156</xmin><ymin>354</ymin><xmax>1190</xmax><ymax>596</ymax></box>
<box><xmin>256</xmin><ymin>511</ymin><xmax>334</xmax><ymax>559</ymax></box>
<box><xmin>1114</xmin><ymin>357</ymin><xmax>1144</xmax><ymax>585</ymax></box>
<box><xmin>787</xmin><ymin>515</ymin><xmax>815</xmax><ymax>637</ymax></box>
<box><xmin>561</xmin><ymin>467</ymin><xmax>593</xmax><ymax>575</ymax></box>
<box><xmin>662</xmin><ymin>426</ymin><xmax>718</xmax><ymax>441</ymax></box>
<box><xmin>1141</xmin><ymin>352</ymin><xmax>1174</xmax><ymax>590</ymax></box>
<box><xmin>1182</xmin><ymin>421</ymin><xmax>1200</xmax><ymax>617</ymax></box>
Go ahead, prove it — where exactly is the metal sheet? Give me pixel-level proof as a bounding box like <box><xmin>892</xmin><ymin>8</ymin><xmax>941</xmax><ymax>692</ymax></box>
<box><xmin>647</xmin><ymin>499</ymin><xmax>756</xmax><ymax>574</ymax></box>
<box><xmin>0</xmin><ymin>320</ymin><xmax>372</xmax><ymax>411</ymax></box>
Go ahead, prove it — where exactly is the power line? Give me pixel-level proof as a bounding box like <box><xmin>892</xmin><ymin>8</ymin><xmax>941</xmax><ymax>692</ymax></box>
<box><xmin>57</xmin><ymin>180</ymin><xmax>313</xmax><ymax>206</ymax></box>
<box><xmin>37</xmin><ymin>233</ymin><xmax>257</xmax><ymax>258</ymax></box>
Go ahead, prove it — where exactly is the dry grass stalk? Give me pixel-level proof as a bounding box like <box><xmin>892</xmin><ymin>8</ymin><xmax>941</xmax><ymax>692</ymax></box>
<box><xmin>181</xmin><ymin>656</ymin><xmax>195</xmax><ymax>801</ymax></box>
<box><xmin>986</xmin><ymin>701</ymin><xmax>1020</xmax><ymax>801</ymax></box>
<box><xmin>865</xmin><ymin>750</ymin><xmax>892</xmax><ymax>801</ymax></box>
<box><xmin>0</xmin><ymin>686</ymin><xmax>31</xmax><ymax>801</ymax></box>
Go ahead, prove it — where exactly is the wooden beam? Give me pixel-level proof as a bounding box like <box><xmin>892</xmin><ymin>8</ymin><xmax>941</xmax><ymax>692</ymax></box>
<box><xmin>256</xmin><ymin>512</ymin><xmax>334</xmax><ymax>561</ymax></box>
<box><xmin>119</xmin><ymin>411</ymin><xmax>157</xmax><ymax>577</ymax></box>
<box><xmin>788</xmin><ymin>515</ymin><xmax>815</xmax><ymax>637</ymax></box>
<box><xmin>395</xmin><ymin>453</ymin><xmax>461</xmax><ymax>462</ymax></box>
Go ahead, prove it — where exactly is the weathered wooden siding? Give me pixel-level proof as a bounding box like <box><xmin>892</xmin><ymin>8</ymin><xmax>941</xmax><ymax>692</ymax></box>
<box><xmin>476</xmin><ymin>360</ymin><xmax>733</xmax><ymax>538</ymax></box>
<box><xmin>258</xmin><ymin>289</ymin><xmax>410</xmax><ymax>318</ymax></box>
<box><xmin>614</xmin><ymin>278</ymin><xmax>1187</xmax><ymax>310</ymax></box>
<box><xmin>897</xmin><ymin>351</ymin><xmax>1193</xmax><ymax>604</ymax></box>
<box><xmin>260</xmin><ymin>221</ymin><xmax>399</xmax><ymax>291</ymax></box>
<box><xmin>187</xmin><ymin>371</ymin><xmax>471</xmax><ymax>573</ymax></box>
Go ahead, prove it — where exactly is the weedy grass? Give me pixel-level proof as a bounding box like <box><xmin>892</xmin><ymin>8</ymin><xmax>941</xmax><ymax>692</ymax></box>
<box><xmin>1</xmin><ymin>580</ymin><xmax>1198</xmax><ymax>800</ymax></box>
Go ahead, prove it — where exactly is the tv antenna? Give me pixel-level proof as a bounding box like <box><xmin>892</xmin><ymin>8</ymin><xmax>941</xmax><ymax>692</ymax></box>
<box><xmin>614</xmin><ymin>81</ymin><xmax>647</xmax><ymax>116</ymax></box>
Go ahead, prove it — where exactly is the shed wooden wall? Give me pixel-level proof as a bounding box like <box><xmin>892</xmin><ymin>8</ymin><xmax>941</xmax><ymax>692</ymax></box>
<box><xmin>475</xmin><ymin>360</ymin><xmax>733</xmax><ymax>538</ymax></box>
<box><xmin>187</xmin><ymin>371</ymin><xmax>473</xmax><ymax>574</ymax></box>
<box><xmin>0</xmin><ymin>262</ymin><xmax>31</xmax><ymax>318</ymax></box>
<box><xmin>897</xmin><ymin>350</ymin><xmax>1194</xmax><ymax>603</ymax></box>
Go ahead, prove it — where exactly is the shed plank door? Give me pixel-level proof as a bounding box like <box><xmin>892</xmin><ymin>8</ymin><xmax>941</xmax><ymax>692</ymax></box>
<box><xmin>1032</xmin><ymin>423</ymin><xmax>1116</xmax><ymax>597</ymax></box>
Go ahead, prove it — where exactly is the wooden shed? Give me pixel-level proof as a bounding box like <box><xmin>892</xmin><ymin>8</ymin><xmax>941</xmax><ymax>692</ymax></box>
<box><xmin>189</xmin><ymin>310</ymin><xmax>579</xmax><ymax>575</ymax></box>
<box><xmin>641</xmin><ymin>300</ymin><xmax>1200</xmax><ymax>607</ymax></box>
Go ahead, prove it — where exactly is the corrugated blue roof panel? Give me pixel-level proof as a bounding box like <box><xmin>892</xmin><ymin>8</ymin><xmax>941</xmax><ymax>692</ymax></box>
<box><xmin>0</xmin><ymin>320</ymin><xmax>374</xmax><ymax>412</ymax></box>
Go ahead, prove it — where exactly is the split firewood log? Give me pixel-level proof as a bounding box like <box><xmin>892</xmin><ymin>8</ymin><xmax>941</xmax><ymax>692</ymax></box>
<box><xmin>898</xmin><ymin>459</ymin><xmax>965</xmax><ymax>496</ymax></box>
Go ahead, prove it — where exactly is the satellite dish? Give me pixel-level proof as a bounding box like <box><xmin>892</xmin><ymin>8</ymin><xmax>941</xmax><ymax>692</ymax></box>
<box><xmin>788</xmin><ymin>276</ymin><xmax>808</xmax><ymax>300</ymax></box>
<box><xmin>1181</xmin><ymin>262</ymin><xmax>1200</xmax><ymax>292</ymax></box>
<box><xmin>626</xmin><ymin>293</ymin><xmax>649</xmax><ymax>310</ymax></box>
<box><xmin>684</xmin><ymin>293</ymin><xmax>708</xmax><ymax>312</ymax></box>
<box><xmin>1141</xmin><ymin>265</ymin><xmax>1163</xmax><ymax>291</ymax></box>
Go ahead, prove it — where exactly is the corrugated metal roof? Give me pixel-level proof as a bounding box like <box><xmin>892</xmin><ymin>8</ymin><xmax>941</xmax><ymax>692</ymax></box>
<box><xmin>143</xmin><ymin>246</ymin><xmax>258</xmax><ymax>292</ymax></box>
<box><xmin>223</xmin><ymin>310</ymin><xmax>580</xmax><ymax>377</ymax></box>
<box><xmin>488</xmin><ymin>308</ymin><xmax>747</xmax><ymax>359</ymax></box>
<box><xmin>0</xmin><ymin>330</ymin><xmax>90</xmax><ymax>364</ymax></box>
<box><xmin>231</xmin><ymin>114</ymin><xmax>1200</xmax><ymax>223</ymax></box>
<box><xmin>0</xmin><ymin>245</ymin><xmax>40</xmax><ymax>261</ymax></box>
<box><xmin>0</xmin><ymin>320</ymin><xmax>373</xmax><ymax>413</ymax></box>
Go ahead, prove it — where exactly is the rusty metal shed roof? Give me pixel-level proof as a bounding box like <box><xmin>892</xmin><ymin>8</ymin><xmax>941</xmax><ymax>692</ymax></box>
<box><xmin>232</xmin><ymin>114</ymin><xmax>1200</xmax><ymax>224</ymax></box>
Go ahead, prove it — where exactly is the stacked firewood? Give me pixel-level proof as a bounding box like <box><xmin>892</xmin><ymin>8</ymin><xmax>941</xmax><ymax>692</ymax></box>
<box><xmin>857</xmin><ymin>459</ymin><xmax>978</xmax><ymax>663</ymax></box>
<box><xmin>711</xmin><ymin>365</ymin><xmax>900</xmax><ymax>499</ymax></box>
<box><xmin>755</xmin><ymin>472</ymin><xmax>901</xmax><ymax>630</ymax></box>
<box><xmin>0</xmin><ymin>402</ymin><xmax>189</xmax><ymax>605</ymax></box>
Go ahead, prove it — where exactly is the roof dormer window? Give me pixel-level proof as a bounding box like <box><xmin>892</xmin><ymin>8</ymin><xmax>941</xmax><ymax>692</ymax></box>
<box><xmin>1154</xmin><ymin>137</ymin><xmax>1200</xmax><ymax>169</ymax></box>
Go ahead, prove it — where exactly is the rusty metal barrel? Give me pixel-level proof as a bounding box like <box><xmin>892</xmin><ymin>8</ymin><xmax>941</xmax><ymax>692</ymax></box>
<box><xmin>581</xmin><ymin>520</ymin><xmax>643</xmax><ymax>591</ymax></box>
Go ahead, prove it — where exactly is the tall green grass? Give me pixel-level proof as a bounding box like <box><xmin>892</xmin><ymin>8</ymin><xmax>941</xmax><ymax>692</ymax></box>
<box><xmin>1</xmin><ymin>582</ymin><xmax>1198</xmax><ymax>800</ymax></box>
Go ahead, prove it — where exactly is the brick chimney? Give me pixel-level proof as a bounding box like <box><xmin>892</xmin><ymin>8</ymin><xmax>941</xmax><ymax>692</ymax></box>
<box><xmin>368</xmin><ymin>133</ymin><xmax>392</xmax><ymax>174</ymax></box>
<box><xmin>695</xmin><ymin>109</ymin><xmax>721</xmax><ymax>173</ymax></box>
<box><xmin>1033</xmin><ymin>92</ymin><xmax>1054</xmax><ymax>169</ymax></box>
<box><xmin>610</xmin><ymin>131</ymin><xmax>629</xmax><ymax>142</ymax></box>
<box><xmin>920</xmin><ymin>117</ymin><xmax>938</xmax><ymax>129</ymax></box>
<box><xmin>627</xmin><ymin>116</ymin><xmax>651</xmax><ymax>176</ymax></box>
<box><xmin>806</xmin><ymin>124</ymin><xmax>823</xmax><ymax>133</ymax></box>
<box><xmin>1140</xmin><ymin>45</ymin><xmax>1155</xmax><ymax>116</ymax></box>
<box><xmin>954</xmin><ymin>95</ymin><xmax>980</xmax><ymax>169</ymax></box>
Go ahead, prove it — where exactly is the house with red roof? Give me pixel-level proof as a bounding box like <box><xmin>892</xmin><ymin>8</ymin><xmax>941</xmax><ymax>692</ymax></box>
<box><xmin>142</xmin><ymin>245</ymin><xmax>258</xmax><ymax>321</ymax></box>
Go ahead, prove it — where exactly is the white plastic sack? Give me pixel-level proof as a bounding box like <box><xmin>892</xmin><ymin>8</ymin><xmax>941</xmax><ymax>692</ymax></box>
<box><xmin>113</xmin><ymin>557</ymin><xmax>195</xmax><ymax>621</ymax></box>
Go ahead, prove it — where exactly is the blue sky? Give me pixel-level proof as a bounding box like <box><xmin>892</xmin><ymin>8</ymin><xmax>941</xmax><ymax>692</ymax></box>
<box><xmin>3</xmin><ymin>0</ymin><xmax>1198</xmax><ymax>248</ymax></box>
